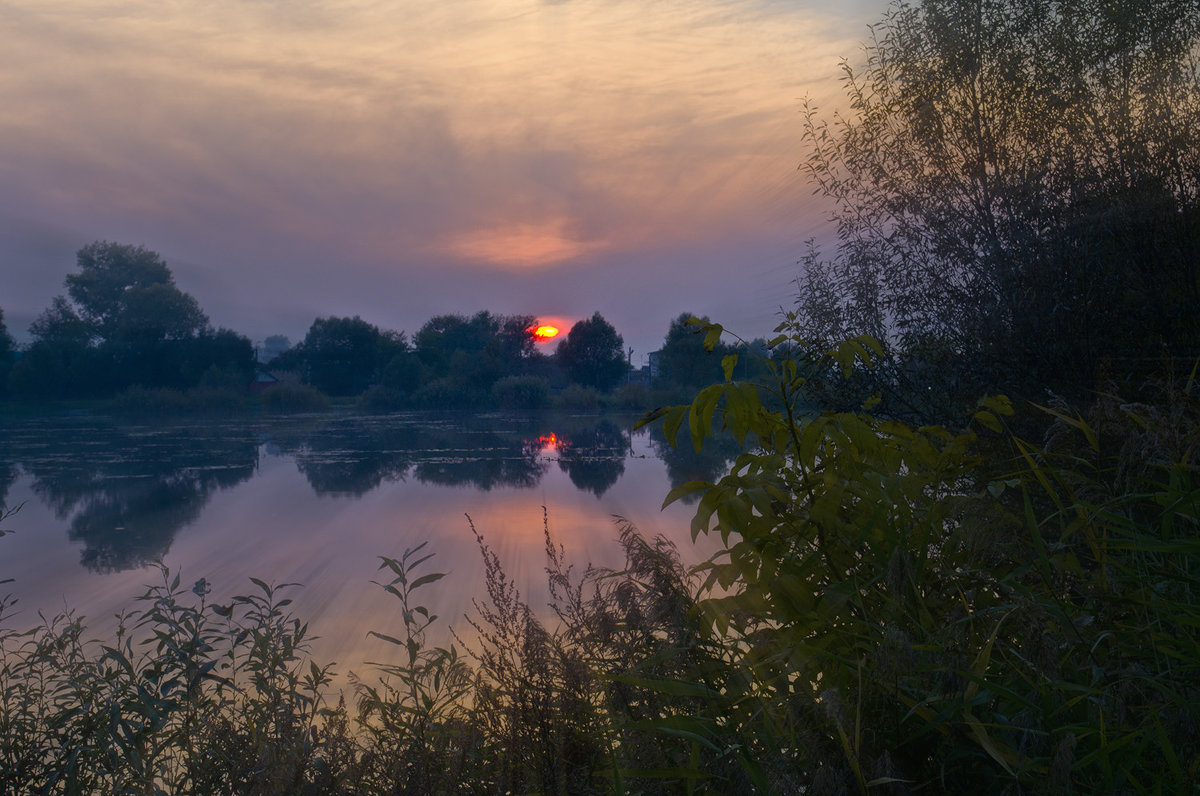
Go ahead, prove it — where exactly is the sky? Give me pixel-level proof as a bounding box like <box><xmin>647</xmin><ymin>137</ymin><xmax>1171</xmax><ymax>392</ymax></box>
<box><xmin>1</xmin><ymin>0</ymin><xmax>884</xmax><ymax>362</ymax></box>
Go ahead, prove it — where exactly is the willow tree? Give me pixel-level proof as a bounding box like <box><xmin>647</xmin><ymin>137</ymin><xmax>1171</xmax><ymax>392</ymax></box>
<box><xmin>799</xmin><ymin>0</ymin><xmax>1200</xmax><ymax>416</ymax></box>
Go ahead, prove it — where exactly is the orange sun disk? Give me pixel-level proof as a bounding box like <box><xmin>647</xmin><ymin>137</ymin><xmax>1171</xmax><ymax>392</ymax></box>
<box><xmin>532</xmin><ymin>325</ymin><xmax>560</xmax><ymax>341</ymax></box>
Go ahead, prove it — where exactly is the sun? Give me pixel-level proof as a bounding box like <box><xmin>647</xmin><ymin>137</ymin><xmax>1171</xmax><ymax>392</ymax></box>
<box><xmin>531</xmin><ymin>324</ymin><xmax>560</xmax><ymax>342</ymax></box>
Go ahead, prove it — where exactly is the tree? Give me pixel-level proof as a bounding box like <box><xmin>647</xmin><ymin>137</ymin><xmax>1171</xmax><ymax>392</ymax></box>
<box><xmin>414</xmin><ymin>313</ymin><xmax>493</xmax><ymax>373</ymax></box>
<box><xmin>798</xmin><ymin>0</ymin><xmax>1200</xmax><ymax>414</ymax></box>
<box><xmin>409</xmin><ymin>311</ymin><xmax>543</xmax><ymax>405</ymax></box>
<box><xmin>10</xmin><ymin>296</ymin><xmax>109</xmax><ymax>398</ymax></box>
<box><xmin>288</xmin><ymin>316</ymin><xmax>406</xmax><ymax>396</ymax></box>
<box><xmin>555</xmin><ymin>312</ymin><xmax>627</xmax><ymax>391</ymax></box>
<box><xmin>66</xmin><ymin>242</ymin><xmax>207</xmax><ymax>343</ymax></box>
<box><xmin>0</xmin><ymin>308</ymin><xmax>14</xmax><ymax>397</ymax></box>
<box><xmin>11</xmin><ymin>242</ymin><xmax>253</xmax><ymax>398</ymax></box>
<box><xmin>657</xmin><ymin>313</ymin><xmax>730</xmax><ymax>388</ymax></box>
<box><xmin>186</xmin><ymin>328</ymin><xmax>257</xmax><ymax>390</ymax></box>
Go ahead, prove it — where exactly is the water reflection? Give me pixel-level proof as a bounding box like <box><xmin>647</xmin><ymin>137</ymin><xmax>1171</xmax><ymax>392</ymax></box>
<box><xmin>0</xmin><ymin>412</ymin><xmax>742</xmax><ymax>575</ymax></box>
<box><xmin>0</xmin><ymin>419</ymin><xmax>258</xmax><ymax>572</ymax></box>
<box><xmin>554</xmin><ymin>420</ymin><xmax>628</xmax><ymax>497</ymax></box>
<box><xmin>646</xmin><ymin>426</ymin><xmax>742</xmax><ymax>503</ymax></box>
<box><xmin>0</xmin><ymin>411</ymin><xmax>745</xmax><ymax>681</ymax></box>
<box><xmin>271</xmin><ymin>418</ymin><xmax>421</xmax><ymax>497</ymax></box>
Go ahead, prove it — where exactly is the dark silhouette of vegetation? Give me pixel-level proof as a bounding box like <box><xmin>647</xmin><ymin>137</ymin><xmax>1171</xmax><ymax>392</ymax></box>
<box><xmin>403</xmin><ymin>311</ymin><xmax>546</xmax><ymax>407</ymax></box>
<box><xmin>3</xmin><ymin>246</ymin><xmax>637</xmax><ymax>410</ymax></box>
<box><xmin>8</xmin><ymin>242</ymin><xmax>254</xmax><ymax>400</ymax></box>
<box><xmin>797</xmin><ymin>0</ymin><xmax>1200</xmax><ymax>418</ymax></box>
<box><xmin>658</xmin><ymin>312</ymin><xmax>729</xmax><ymax>388</ymax></box>
<box><xmin>258</xmin><ymin>382</ymin><xmax>332</xmax><ymax>413</ymax></box>
<box><xmin>0</xmin><ymin>309</ymin><xmax>13</xmax><ymax>399</ymax></box>
<box><xmin>273</xmin><ymin>316</ymin><xmax>407</xmax><ymax>397</ymax></box>
<box><xmin>654</xmin><ymin>314</ymin><xmax>772</xmax><ymax>399</ymax></box>
<box><xmin>556</xmin><ymin>312</ymin><xmax>628</xmax><ymax>391</ymax></box>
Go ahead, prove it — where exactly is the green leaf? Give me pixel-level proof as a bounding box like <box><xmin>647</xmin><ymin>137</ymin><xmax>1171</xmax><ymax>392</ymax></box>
<box><xmin>721</xmin><ymin>353</ymin><xmax>738</xmax><ymax>382</ymax></box>
<box><xmin>409</xmin><ymin>572</ymin><xmax>446</xmax><ymax>590</ymax></box>
<box><xmin>702</xmin><ymin>323</ymin><xmax>724</xmax><ymax>352</ymax></box>
<box><xmin>367</xmin><ymin>631</ymin><xmax>406</xmax><ymax>647</ymax></box>
<box><xmin>663</xmin><ymin>405</ymin><xmax>688</xmax><ymax>448</ymax></box>
<box><xmin>613</xmin><ymin>674</ymin><xmax>721</xmax><ymax>699</ymax></box>
<box><xmin>974</xmin><ymin>410</ymin><xmax>1002</xmax><ymax>433</ymax></box>
<box><xmin>689</xmin><ymin>384</ymin><xmax>724</xmax><ymax>451</ymax></box>
<box><xmin>663</xmin><ymin>480</ymin><xmax>711</xmax><ymax>509</ymax></box>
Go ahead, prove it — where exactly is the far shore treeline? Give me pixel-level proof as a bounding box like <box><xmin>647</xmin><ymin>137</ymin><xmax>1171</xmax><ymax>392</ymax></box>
<box><xmin>0</xmin><ymin>241</ymin><xmax>772</xmax><ymax>414</ymax></box>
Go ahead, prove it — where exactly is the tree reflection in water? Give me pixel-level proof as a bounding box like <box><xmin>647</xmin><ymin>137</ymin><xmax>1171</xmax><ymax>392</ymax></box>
<box><xmin>0</xmin><ymin>411</ymin><xmax>738</xmax><ymax>574</ymax></box>
<box><xmin>553</xmin><ymin>420</ymin><xmax>627</xmax><ymax>497</ymax></box>
<box><xmin>4</xmin><ymin>418</ymin><xmax>257</xmax><ymax>572</ymax></box>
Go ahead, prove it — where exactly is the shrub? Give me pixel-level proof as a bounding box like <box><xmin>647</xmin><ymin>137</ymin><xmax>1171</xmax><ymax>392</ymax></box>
<box><xmin>356</xmin><ymin>384</ymin><xmax>408</xmax><ymax>412</ymax></box>
<box><xmin>410</xmin><ymin>377</ymin><xmax>475</xmax><ymax>409</ymax></box>
<box><xmin>609</xmin><ymin>382</ymin><xmax>651</xmax><ymax>412</ymax></box>
<box><xmin>111</xmin><ymin>386</ymin><xmax>245</xmax><ymax>415</ymax></box>
<box><xmin>258</xmin><ymin>383</ymin><xmax>331</xmax><ymax>413</ymax></box>
<box><xmin>553</xmin><ymin>383</ymin><xmax>601</xmax><ymax>413</ymax></box>
<box><xmin>491</xmin><ymin>375</ymin><xmax>550</xmax><ymax>412</ymax></box>
<box><xmin>0</xmin><ymin>569</ymin><xmax>340</xmax><ymax>794</ymax></box>
<box><xmin>642</xmin><ymin>317</ymin><xmax>1200</xmax><ymax>792</ymax></box>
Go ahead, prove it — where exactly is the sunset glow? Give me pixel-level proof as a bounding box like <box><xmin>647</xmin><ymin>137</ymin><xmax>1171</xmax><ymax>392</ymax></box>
<box><xmin>0</xmin><ymin>0</ymin><xmax>879</xmax><ymax>355</ymax></box>
<box><xmin>532</xmin><ymin>325</ymin><xmax>560</xmax><ymax>341</ymax></box>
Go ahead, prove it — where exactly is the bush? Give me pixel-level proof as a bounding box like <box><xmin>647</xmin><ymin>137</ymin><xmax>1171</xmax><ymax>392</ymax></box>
<box><xmin>490</xmin><ymin>375</ymin><xmax>549</xmax><ymax>412</ymax></box>
<box><xmin>553</xmin><ymin>383</ymin><xmax>601</xmax><ymax>413</ymax></box>
<box><xmin>111</xmin><ymin>386</ymin><xmax>245</xmax><ymax>415</ymax></box>
<box><xmin>258</xmin><ymin>383</ymin><xmax>331</xmax><ymax>413</ymax></box>
<box><xmin>356</xmin><ymin>384</ymin><xmax>408</xmax><ymax>412</ymax></box>
<box><xmin>609</xmin><ymin>382</ymin><xmax>651</xmax><ymax>411</ymax></box>
<box><xmin>641</xmin><ymin>318</ymin><xmax>1200</xmax><ymax>792</ymax></box>
<box><xmin>0</xmin><ymin>570</ymin><xmax>342</xmax><ymax>794</ymax></box>
<box><xmin>409</xmin><ymin>377</ymin><xmax>471</xmax><ymax>409</ymax></box>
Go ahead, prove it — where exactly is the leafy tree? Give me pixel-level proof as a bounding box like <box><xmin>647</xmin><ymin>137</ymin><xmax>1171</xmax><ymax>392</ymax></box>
<box><xmin>798</xmin><ymin>0</ymin><xmax>1200</xmax><ymax>414</ymax></box>
<box><xmin>555</xmin><ymin>312</ymin><xmax>627</xmax><ymax>391</ymax></box>
<box><xmin>286</xmin><ymin>316</ymin><xmax>406</xmax><ymax>396</ymax></box>
<box><xmin>10</xmin><ymin>297</ymin><xmax>109</xmax><ymax>398</ymax></box>
<box><xmin>414</xmin><ymin>313</ymin><xmax>493</xmax><ymax>373</ymax></box>
<box><xmin>67</xmin><ymin>242</ymin><xmax>207</xmax><ymax>343</ymax></box>
<box><xmin>411</xmin><ymin>311</ymin><xmax>543</xmax><ymax>404</ymax></box>
<box><xmin>657</xmin><ymin>313</ymin><xmax>730</xmax><ymax>388</ymax></box>
<box><xmin>0</xmin><ymin>308</ymin><xmax>14</xmax><ymax>397</ymax></box>
<box><xmin>414</xmin><ymin>312</ymin><xmax>537</xmax><ymax>374</ymax></box>
<box><xmin>11</xmin><ymin>242</ymin><xmax>237</xmax><ymax>398</ymax></box>
<box><xmin>186</xmin><ymin>329</ymin><xmax>256</xmax><ymax>390</ymax></box>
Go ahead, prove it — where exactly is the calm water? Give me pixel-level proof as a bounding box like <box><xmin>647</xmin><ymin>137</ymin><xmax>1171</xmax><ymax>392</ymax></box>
<box><xmin>0</xmin><ymin>410</ymin><xmax>736</xmax><ymax>675</ymax></box>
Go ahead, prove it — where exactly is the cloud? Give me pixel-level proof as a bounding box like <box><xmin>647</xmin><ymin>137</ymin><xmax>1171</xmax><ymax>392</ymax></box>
<box><xmin>0</xmin><ymin>0</ymin><xmax>883</xmax><ymax>347</ymax></box>
<box><xmin>444</xmin><ymin>218</ymin><xmax>606</xmax><ymax>269</ymax></box>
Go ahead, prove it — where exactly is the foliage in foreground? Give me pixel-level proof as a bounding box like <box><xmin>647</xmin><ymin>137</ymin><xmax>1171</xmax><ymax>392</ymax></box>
<box><xmin>2</xmin><ymin>324</ymin><xmax>1198</xmax><ymax>794</ymax></box>
<box><xmin>642</xmin><ymin>320</ymin><xmax>1200</xmax><ymax>792</ymax></box>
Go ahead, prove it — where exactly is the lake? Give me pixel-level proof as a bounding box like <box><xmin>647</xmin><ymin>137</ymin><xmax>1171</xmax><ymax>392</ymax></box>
<box><xmin>0</xmin><ymin>410</ymin><xmax>736</xmax><ymax>679</ymax></box>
